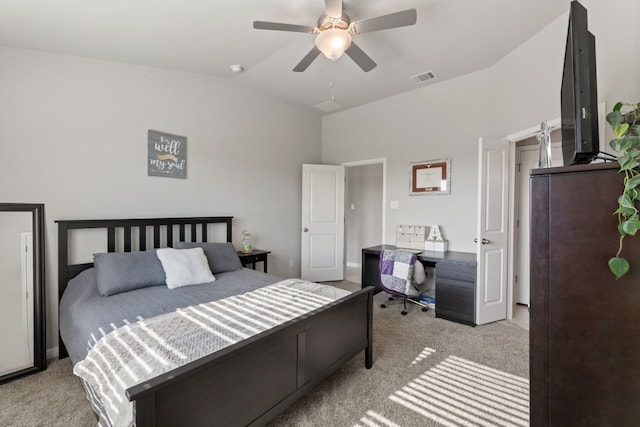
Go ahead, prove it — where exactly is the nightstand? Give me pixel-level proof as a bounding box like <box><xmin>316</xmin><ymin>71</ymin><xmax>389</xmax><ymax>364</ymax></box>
<box><xmin>237</xmin><ymin>249</ymin><xmax>271</xmax><ymax>273</ymax></box>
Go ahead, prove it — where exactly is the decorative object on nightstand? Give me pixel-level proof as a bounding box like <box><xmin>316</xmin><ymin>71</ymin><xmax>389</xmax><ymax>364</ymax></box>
<box><xmin>241</xmin><ymin>229</ymin><xmax>252</xmax><ymax>254</ymax></box>
<box><xmin>425</xmin><ymin>224</ymin><xmax>448</xmax><ymax>252</ymax></box>
<box><xmin>237</xmin><ymin>249</ymin><xmax>271</xmax><ymax>273</ymax></box>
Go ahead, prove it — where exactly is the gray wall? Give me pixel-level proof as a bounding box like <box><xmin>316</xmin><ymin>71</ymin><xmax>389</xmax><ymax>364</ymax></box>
<box><xmin>323</xmin><ymin>0</ymin><xmax>640</xmax><ymax>253</ymax></box>
<box><xmin>488</xmin><ymin>0</ymin><xmax>640</xmax><ymax>140</ymax></box>
<box><xmin>0</xmin><ymin>46</ymin><xmax>322</xmax><ymax>354</ymax></box>
<box><xmin>345</xmin><ymin>164</ymin><xmax>383</xmax><ymax>265</ymax></box>
<box><xmin>323</xmin><ymin>71</ymin><xmax>490</xmax><ymax>253</ymax></box>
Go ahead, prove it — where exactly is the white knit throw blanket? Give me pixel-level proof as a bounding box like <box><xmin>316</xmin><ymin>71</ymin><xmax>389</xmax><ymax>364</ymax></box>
<box><xmin>73</xmin><ymin>279</ymin><xmax>350</xmax><ymax>427</ymax></box>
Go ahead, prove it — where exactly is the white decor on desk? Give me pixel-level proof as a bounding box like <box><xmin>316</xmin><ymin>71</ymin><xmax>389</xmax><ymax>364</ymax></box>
<box><xmin>425</xmin><ymin>224</ymin><xmax>448</xmax><ymax>252</ymax></box>
<box><xmin>426</xmin><ymin>224</ymin><xmax>443</xmax><ymax>241</ymax></box>
<box><xmin>425</xmin><ymin>240</ymin><xmax>448</xmax><ymax>252</ymax></box>
<box><xmin>396</xmin><ymin>224</ymin><xmax>426</xmax><ymax>250</ymax></box>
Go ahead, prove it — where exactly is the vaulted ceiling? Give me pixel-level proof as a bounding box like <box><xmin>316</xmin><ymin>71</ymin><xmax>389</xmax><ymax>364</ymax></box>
<box><xmin>0</xmin><ymin>0</ymin><xmax>569</xmax><ymax>114</ymax></box>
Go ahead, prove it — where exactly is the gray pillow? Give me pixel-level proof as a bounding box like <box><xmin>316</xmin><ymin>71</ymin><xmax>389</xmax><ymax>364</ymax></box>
<box><xmin>93</xmin><ymin>250</ymin><xmax>166</xmax><ymax>297</ymax></box>
<box><xmin>173</xmin><ymin>242</ymin><xmax>243</xmax><ymax>273</ymax></box>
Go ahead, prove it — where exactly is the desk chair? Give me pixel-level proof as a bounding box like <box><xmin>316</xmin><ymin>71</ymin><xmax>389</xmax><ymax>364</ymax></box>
<box><xmin>379</xmin><ymin>249</ymin><xmax>429</xmax><ymax>315</ymax></box>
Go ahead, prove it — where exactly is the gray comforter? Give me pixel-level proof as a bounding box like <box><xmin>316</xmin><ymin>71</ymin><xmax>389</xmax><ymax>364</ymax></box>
<box><xmin>59</xmin><ymin>267</ymin><xmax>282</xmax><ymax>365</ymax></box>
<box><xmin>72</xmin><ymin>279</ymin><xmax>350</xmax><ymax>427</ymax></box>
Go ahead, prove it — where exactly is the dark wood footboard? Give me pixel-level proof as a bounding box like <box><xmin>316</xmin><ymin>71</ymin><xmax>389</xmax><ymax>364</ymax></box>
<box><xmin>128</xmin><ymin>286</ymin><xmax>374</xmax><ymax>427</ymax></box>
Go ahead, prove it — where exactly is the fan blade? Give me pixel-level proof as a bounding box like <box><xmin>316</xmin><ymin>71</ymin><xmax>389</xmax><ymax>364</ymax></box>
<box><xmin>253</xmin><ymin>21</ymin><xmax>315</xmax><ymax>33</ymax></box>
<box><xmin>325</xmin><ymin>0</ymin><xmax>343</xmax><ymax>18</ymax></box>
<box><xmin>293</xmin><ymin>46</ymin><xmax>322</xmax><ymax>72</ymax></box>
<box><xmin>345</xmin><ymin>42</ymin><xmax>377</xmax><ymax>72</ymax></box>
<box><xmin>351</xmin><ymin>9</ymin><xmax>417</xmax><ymax>34</ymax></box>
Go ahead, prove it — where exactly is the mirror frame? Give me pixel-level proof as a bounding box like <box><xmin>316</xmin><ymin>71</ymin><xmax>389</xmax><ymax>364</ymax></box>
<box><xmin>0</xmin><ymin>203</ymin><xmax>46</xmax><ymax>384</ymax></box>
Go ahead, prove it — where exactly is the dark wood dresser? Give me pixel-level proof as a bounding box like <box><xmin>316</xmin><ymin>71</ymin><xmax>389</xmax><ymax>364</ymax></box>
<box><xmin>530</xmin><ymin>162</ymin><xmax>640</xmax><ymax>426</ymax></box>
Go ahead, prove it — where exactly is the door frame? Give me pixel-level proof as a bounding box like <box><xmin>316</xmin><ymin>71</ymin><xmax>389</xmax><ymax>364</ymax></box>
<box><xmin>504</xmin><ymin>102</ymin><xmax>607</xmax><ymax>319</ymax></box>
<box><xmin>342</xmin><ymin>157</ymin><xmax>387</xmax><ymax>252</ymax></box>
<box><xmin>505</xmin><ymin>118</ymin><xmax>560</xmax><ymax>320</ymax></box>
<box><xmin>514</xmin><ymin>140</ymin><xmax>563</xmax><ymax>306</ymax></box>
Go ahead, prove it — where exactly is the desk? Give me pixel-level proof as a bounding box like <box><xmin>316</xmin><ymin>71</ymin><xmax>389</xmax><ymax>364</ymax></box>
<box><xmin>362</xmin><ymin>245</ymin><xmax>477</xmax><ymax>326</ymax></box>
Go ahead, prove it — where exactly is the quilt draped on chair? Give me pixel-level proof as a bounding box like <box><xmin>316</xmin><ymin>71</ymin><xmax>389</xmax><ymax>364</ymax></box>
<box><xmin>379</xmin><ymin>250</ymin><xmax>417</xmax><ymax>295</ymax></box>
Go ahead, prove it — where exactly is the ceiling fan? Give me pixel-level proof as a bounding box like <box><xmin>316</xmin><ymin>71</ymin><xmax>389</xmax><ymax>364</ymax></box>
<box><xmin>253</xmin><ymin>0</ymin><xmax>417</xmax><ymax>72</ymax></box>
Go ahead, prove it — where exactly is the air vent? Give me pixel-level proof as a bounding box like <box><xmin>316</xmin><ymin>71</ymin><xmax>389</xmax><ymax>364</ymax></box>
<box><xmin>410</xmin><ymin>70</ymin><xmax>437</xmax><ymax>84</ymax></box>
<box><xmin>315</xmin><ymin>100</ymin><xmax>343</xmax><ymax>112</ymax></box>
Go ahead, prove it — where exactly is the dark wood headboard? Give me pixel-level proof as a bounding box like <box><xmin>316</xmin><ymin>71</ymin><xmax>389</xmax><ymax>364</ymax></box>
<box><xmin>56</xmin><ymin>216</ymin><xmax>233</xmax><ymax>358</ymax></box>
<box><xmin>56</xmin><ymin>216</ymin><xmax>233</xmax><ymax>300</ymax></box>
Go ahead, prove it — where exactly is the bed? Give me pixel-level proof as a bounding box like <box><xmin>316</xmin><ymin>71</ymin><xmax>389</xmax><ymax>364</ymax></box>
<box><xmin>57</xmin><ymin>216</ymin><xmax>374</xmax><ymax>427</ymax></box>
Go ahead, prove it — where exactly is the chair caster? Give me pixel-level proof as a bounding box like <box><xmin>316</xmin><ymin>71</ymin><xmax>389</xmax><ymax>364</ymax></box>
<box><xmin>401</xmin><ymin>311</ymin><xmax>408</xmax><ymax>316</ymax></box>
<box><xmin>380</xmin><ymin>303</ymin><xmax>387</xmax><ymax>309</ymax></box>
<box><xmin>421</xmin><ymin>307</ymin><xmax>428</xmax><ymax>312</ymax></box>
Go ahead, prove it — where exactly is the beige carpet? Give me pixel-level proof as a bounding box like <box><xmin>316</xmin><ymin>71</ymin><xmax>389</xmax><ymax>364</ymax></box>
<box><xmin>0</xmin><ymin>356</ymin><xmax>95</xmax><ymax>427</ymax></box>
<box><xmin>0</xmin><ymin>282</ymin><xmax>529</xmax><ymax>426</ymax></box>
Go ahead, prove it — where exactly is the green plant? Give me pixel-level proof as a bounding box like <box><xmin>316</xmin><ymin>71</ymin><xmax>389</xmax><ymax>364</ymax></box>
<box><xmin>607</xmin><ymin>102</ymin><xmax>640</xmax><ymax>278</ymax></box>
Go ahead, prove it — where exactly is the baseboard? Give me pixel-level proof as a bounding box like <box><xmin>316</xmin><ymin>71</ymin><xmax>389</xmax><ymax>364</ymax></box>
<box><xmin>346</xmin><ymin>262</ymin><xmax>361</xmax><ymax>269</ymax></box>
<box><xmin>47</xmin><ymin>346</ymin><xmax>59</xmax><ymax>360</ymax></box>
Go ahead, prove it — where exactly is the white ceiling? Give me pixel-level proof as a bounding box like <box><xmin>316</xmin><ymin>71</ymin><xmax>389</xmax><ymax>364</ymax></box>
<box><xmin>0</xmin><ymin>0</ymin><xmax>569</xmax><ymax>115</ymax></box>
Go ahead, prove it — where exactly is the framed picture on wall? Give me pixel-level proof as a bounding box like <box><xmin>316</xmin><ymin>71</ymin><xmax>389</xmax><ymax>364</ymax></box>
<box><xmin>410</xmin><ymin>158</ymin><xmax>451</xmax><ymax>195</ymax></box>
<box><xmin>148</xmin><ymin>130</ymin><xmax>187</xmax><ymax>179</ymax></box>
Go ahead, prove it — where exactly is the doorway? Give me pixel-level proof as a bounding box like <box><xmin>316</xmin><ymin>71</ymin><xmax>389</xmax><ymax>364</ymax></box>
<box><xmin>506</xmin><ymin>103</ymin><xmax>606</xmax><ymax>325</ymax></box>
<box><xmin>505</xmin><ymin>118</ymin><xmax>562</xmax><ymax>330</ymax></box>
<box><xmin>343</xmin><ymin>159</ymin><xmax>386</xmax><ymax>284</ymax></box>
<box><xmin>514</xmin><ymin>135</ymin><xmax>563</xmax><ymax>307</ymax></box>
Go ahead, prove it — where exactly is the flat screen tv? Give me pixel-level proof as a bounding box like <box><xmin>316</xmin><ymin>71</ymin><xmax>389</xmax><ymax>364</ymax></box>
<box><xmin>561</xmin><ymin>0</ymin><xmax>599</xmax><ymax>165</ymax></box>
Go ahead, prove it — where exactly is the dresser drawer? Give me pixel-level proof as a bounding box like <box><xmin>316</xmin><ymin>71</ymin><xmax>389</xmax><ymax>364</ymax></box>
<box><xmin>241</xmin><ymin>253</ymin><xmax>264</xmax><ymax>264</ymax></box>
<box><xmin>237</xmin><ymin>250</ymin><xmax>270</xmax><ymax>273</ymax></box>
<box><xmin>435</xmin><ymin>262</ymin><xmax>476</xmax><ymax>283</ymax></box>
<box><xmin>436</xmin><ymin>277</ymin><xmax>475</xmax><ymax>325</ymax></box>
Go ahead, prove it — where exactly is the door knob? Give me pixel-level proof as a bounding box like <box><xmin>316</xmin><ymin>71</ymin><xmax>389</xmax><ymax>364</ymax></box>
<box><xmin>474</xmin><ymin>238</ymin><xmax>490</xmax><ymax>244</ymax></box>
<box><xmin>303</xmin><ymin>227</ymin><xmax>309</xmax><ymax>232</ymax></box>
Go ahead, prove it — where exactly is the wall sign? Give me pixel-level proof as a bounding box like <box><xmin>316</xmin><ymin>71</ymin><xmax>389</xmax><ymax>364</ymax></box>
<box><xmin>410</xmin><ymin>158</ymin><xmax>451</xmax><ymax>195</ymax></box>
<box><xmin>148</xmin><ymin>130</ymin><xmax>187</xmax><ymax>179</ymax></box>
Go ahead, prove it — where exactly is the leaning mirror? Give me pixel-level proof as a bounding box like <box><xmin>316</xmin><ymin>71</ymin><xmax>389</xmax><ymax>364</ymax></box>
<box><xmin>0</xmin><ymin>203</ymin><xmax>46</xmax><ymax>384</ymax></box>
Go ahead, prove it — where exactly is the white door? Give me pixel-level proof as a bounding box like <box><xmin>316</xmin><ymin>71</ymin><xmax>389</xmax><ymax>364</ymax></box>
<box><xmin>476</xmin><ymin>138</ymin><xmax>509</xmax><ymax>325</ymax></box>
<box><xmin>301</xmin><ymin>164</ymin><xmax>345</xmax><ymax>282</ymax></box>
<box><xmin>515</xmin><ymin>143</ymin><xmax>563</xmax><ymax>305</ymax></box>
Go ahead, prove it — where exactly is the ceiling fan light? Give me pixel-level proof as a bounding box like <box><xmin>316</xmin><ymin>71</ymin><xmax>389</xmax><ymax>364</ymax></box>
<box><xmin>315</xmin><ymin>28</ymin><xmax>352</xmax><ymax>60</ymax></box>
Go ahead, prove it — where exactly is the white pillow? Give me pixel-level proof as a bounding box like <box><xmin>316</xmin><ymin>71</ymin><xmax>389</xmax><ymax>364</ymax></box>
<box><xmin>156</xmin><ymin>247</ymin><xmax>216</xmax><ymax>289</ymax></box>
<box><xmin>412</xmin><ymin>260</ymin><xmax>426</xmax><ymax>285</ymax></box>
